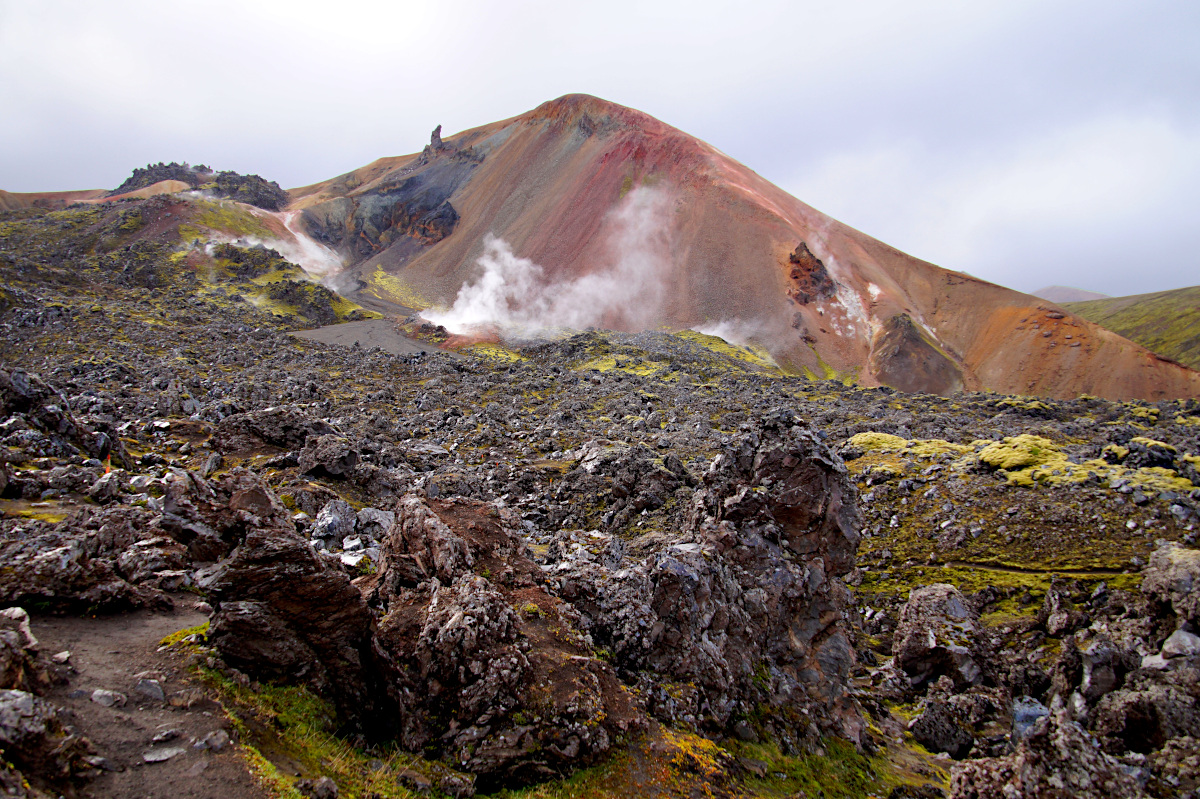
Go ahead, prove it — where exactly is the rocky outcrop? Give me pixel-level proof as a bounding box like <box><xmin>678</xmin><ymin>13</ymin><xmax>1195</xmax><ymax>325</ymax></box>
<box><xmin>547</xmin><ymin>412</ymin><xmax>864</xmax><ymax>748</ymax></box>
<box><xmin>213</xmin><ymin>406</ymin><xmax>337</xmax><ymax>454</ymax></box>
<box><xmin>366</xmin><ymin>495</ymin><xmax>640</xmax><ymax>786</ymax></box>
<box><xmin>0</xmin><ymin>367</ymin><xmax>123</xmax><ymax>468</ymax></box>
<box><xmin>786</xmin><ymin>242</ymin><xmax>837</xmax><ymax>305</ymax></box>
<box><xmin>869</xmin><ymin>314</ymin><xmax>963</xmax><ymax>396</ymax></box>
<box><xmin>1142</xmin><ymin>543</ymin><xmax>1200</xmax><ymax>628</ymax></box>
<box><xmin>0</xmin><ymin>690</ymin><xmax>96</xmax><ymax>795</ymax></box>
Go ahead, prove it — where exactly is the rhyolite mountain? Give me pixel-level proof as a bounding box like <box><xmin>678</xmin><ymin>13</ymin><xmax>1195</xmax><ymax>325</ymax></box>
<box><xmin>6</xmin><ymin>93</ymin><xmax>1199</xmax><ymax>400</ymax></box>
<box><xmin>286</xmin><ymin>94</ymin><xmax>1199</xmax><ymax>400</ymax></box>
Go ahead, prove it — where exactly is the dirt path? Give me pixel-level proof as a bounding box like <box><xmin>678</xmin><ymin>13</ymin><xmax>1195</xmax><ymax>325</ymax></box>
<box><xmin>30</xmin><ymin>603</ymin><xmax>266</xmax><ymax>799</ymax></box>
<box><xmin>290</xmin><ymin>318</ymin><xmax>434</xmax><ymax>356</ymax></box>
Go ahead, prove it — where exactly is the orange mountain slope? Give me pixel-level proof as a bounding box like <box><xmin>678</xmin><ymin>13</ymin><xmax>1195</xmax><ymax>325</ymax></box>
<box><xmin>286</xmin><ymin>95</ymin><xmax>1198</xmax><ymax>400</ymax></box>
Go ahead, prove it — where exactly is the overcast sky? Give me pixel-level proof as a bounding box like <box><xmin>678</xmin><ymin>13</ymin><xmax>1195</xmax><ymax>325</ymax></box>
<box><xmin>2</xmin><ymin>0</ymin><xmax>1197</xmax><ymax>297</ymax></box>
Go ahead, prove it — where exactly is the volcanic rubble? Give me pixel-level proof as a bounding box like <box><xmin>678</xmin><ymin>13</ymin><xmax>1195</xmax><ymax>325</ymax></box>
<box><xmin>1</xmin><ymin>202</ymin><xmax>1200</xmax><ymax>797</ymax></box>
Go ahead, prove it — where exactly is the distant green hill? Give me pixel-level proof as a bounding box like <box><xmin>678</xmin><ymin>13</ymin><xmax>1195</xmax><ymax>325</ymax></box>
<box><xmin>1064</xmin><ymin>286</ymin><xmax>1200</xmax><ymax>370</ymax></box>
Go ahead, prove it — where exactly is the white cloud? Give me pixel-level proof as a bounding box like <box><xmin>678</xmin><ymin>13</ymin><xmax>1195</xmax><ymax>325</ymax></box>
<box><xmin>786</xmin><ymin>112</ymin><xmax>1200</xmax><ymax>293</ymax></box>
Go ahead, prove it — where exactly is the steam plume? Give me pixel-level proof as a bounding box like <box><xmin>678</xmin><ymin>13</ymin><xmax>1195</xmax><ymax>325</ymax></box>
<box><xmin>424</xmin><ymin>188</ymin><xmax>672</xmax><ymax>334</ymax></box>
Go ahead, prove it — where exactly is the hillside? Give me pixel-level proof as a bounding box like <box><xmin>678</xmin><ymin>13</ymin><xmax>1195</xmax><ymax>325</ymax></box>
<box><xmin>288</xmin><ymin>94</ymin><xmax>1200</xmax><ymax>401</ymax></box>
<box><xmin>1064</xmin><ymin>285</ymin><xmax>1200</xmax><ymax>371</ymax></box>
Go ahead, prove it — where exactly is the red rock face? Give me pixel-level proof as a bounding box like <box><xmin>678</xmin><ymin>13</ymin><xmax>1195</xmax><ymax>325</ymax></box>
<box><xmin>290</xmin><ymin>94</ymin><xmax>1200</xmax><ymax>400</ymax></box>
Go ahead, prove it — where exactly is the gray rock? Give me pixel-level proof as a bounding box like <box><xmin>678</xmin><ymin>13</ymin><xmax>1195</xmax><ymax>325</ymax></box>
<box><xmin>90</xmin><ymin>689</ymin><xmax>126</xmax><ymax>708</ymax></box>
<box><xmin>298</xmin><ymin>434</ymin><xmax>358</xmax><ymax>477</ymax></box>
<box><xmin>200</xmin><ymin>729</ymin><xmax>230</xmax><ymax>752</ymax></box>
<box><xmin>1161</xmin><ymin>628</ymin><xmax>1200</xmax><ymax>659</ymax></box>
<box><xmin>295</xmin><ymin>775</ymin><xmax>339</xmax><ymax>799</ymax></box>
<box><xmin>87</xmin><ymin>471</ymin><xmax>126</xmax><ymax>503</ymax></box>
<box><xmin>142</xmin><ymin>746</ymin><xmax>187</xmax><ymax>763</ymax></box>
<box><xmin>893</xmin><ymin>584</ymin><xmax>984</xmax><ymax>689</ymax></box>
<box><xmin>0</xmin><ymin>608</ymin><xmax>37</xmax><ymax>650</ymax></box>
<box><xmin>355</xmin><ymin>507</ymin><xmax>395</xmax><ymax>538</ymax></box>
<box><xmin>134</xmin><ymin>678</ymin><xmax>165</xmax><ymax>703</ymax></box>
<box><xmin>312</xmin><ymin>499</ymin><xmax>356</xmax><ymax>542</ymax></box>
<box><xmin>1011</xmin><ymin>696</ymin><xmax>1049</xmax><ymax>741</ymax></box>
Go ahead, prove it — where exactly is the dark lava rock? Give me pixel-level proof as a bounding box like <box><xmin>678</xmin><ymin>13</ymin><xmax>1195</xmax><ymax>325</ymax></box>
<box><xmin>910</xmin><ymin>699</ymin><xmax>974</xmax><ymax>759</ymax></box>
<box><xmin>200</xmin><ymin>484</ymin><xmax>385</xmax><ymax>731</ymax></box>
<box><xmin>950</xmin><ymin>711</ymin><xmax>1145</xmax><ymax>798</ymax></box>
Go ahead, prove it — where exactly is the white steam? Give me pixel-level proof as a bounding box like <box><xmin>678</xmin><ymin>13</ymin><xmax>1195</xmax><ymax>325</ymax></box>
<box><xmin>692</xmin><ymin>319</ymin><xmax>765</xmax><ymax>348</ymax></box>
<box><xmin>277</xmin><ymin>210</ymin><xmax>344</xmax><ymax>278</ymax></box>
<box><xmin>423</xmin><ymin>188</ymin><xmax>672</xmax><ymax>334</ymax></box>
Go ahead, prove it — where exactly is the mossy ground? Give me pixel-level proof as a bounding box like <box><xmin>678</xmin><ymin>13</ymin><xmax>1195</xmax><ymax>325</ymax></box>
<box><xmin>1064</xmin><ymin>285</ymin><xmax>1200</xmax><ymax>370</ymax></box>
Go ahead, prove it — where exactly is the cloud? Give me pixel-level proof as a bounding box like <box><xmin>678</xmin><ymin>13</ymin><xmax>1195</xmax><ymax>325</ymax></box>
<box><xmin>787</xmin><ymin>112</ymin><xmax>1200</xmax><ymax>295</ymax></box>
<box><xmin>1</xmin><ymin>0</ymin><xmax>1197</xmax><ymax>296</ymax></box>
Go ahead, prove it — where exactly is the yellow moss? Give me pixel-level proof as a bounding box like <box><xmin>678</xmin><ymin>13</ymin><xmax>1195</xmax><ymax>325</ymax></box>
<box><xmin>1129</xmin><ymin>405</ymin><xmax>1160</xmax><ymax>421</ymax></box>
<box><xmin>1103</xmin><ymin>444</ymin><xmax>1129</xmax><ymax>462</ymax></box>
<box><xmin>997</xmin><ymin>398</ymin><xmax>1052</xmax><ymax>412</ymax></box>
<box><xmin>978</xmin><ymin>435</ymin><xmax>1059</xmax><ymax>471</ymax></box>
<box><xmin>1126</xmin><ymin>466</ymin><xmax>1194</xmax><ymax>493</ymax></box>
<box><xmin>1175</xmin><ymin>415</ymin><xmax>1200</xmax><ymax>427</ymax></box>
<box><xmin>849</xmin><ymin>432</ymin><xmax>971</xmax><ymax>460</ymax></box>
<box><xmin>159</xmin><ymin>622</ymin><xmax>209</xmax><ymax>647</ymax></box>
<box><xmin>674</xmin><ymin>330</ymin><xmax>783</xmax><ymax>374</ymax></box>
<box><xmin>905</xmin><ymin>439</ymin><xmax>973</xmax><ymax>458</ymax></box>
<box><xmin>575</xmin><ymin>355</ymin><xmax>664</xmax><ymax>377</ymax></box>
<box><xmin>849</xmin><ymin>432</ymin><xmax>908</xmax><ymax>451</ymax></box>
<box><xmin>1130</xmin><ymin>436</ymin><xmax>1178</xmax><ymax>454</ymax></box>
<box><xmin>367</xmin><ymin>264</ymin><xmax>432</xmax><ymax>309</ymax></box>
<box><xmin>463</xmin><ymin>342</ymin><xmax>525</xmax><ymax>362</ymax></box>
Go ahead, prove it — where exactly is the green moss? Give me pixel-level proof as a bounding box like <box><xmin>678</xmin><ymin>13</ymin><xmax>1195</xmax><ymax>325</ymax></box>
<box><xmin>202</xmin><ymin>670</ymin><xmax>440</xmax><ymax>798</ymax></box>
<box><xmin>674</xmin><ymin>330</ymin><xmax>783</xmax><ymax>374</ymax></box>
<box><xmin>722</xmin><ymin>737</ymin><xmax>892</xmax><ymax>798</ymax></box>
<box><xmin>1064</xmin><ymin>285</ymin><xmax>1200</xmax><ymax>370</ymax></box>
<box><xmin>159</xmin><ymin>622</ymin><xmax>209</xmax><ymax>648</ymax></box>
<box><xmin>187</xmin><ymin>199</ymin><xmax>275</xmax><ymax>241</ymax></box>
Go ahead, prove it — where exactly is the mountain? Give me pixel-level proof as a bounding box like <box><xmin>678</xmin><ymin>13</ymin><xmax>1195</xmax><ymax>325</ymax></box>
<box><xmin>287</xmin><ymin>94</ymin><xmax>1200</xmax><ymax>400</ymax></box>
<box><xmin>1064</xmin><ymin>285</ymin><xmax>1200</xmax><ymax>371</ymax></box>
<box><xmin>1032</xmin><ymin>285</ymin><xmax>1110</xmax><ymax>303</ymax></box>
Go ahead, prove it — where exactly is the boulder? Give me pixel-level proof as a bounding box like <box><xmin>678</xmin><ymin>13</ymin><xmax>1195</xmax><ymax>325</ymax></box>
<box><xmin>212</xmin><ymin>405</ymin><xmax>336</xmax><ymax>453</ymax></box>
<box><xmin>0</xmin><ymin>609</ymin><xmax>53</xmax><ymax>695</ymax></box>
<box><xmin>910</xmin><ymin>699</ymin><xmax>974</xmax><ymax>759</ymax></box>
<box><xmin>1142</xmin><ymin>543</ymin><xmax>1200</xmax><ymax>628</ymax></box>
<box><xmin>950</xmin><ymin>711</ymin><xmax>1145</xmax><ymax>798</ymax></box>
<box><xmin>1091</xmin><ymin>668</ymin><xmax>1200</xmax><ymax>754</ymax></box>
<box><xmin>0</xmin><ymin>689</ymin><xmax>96</xmax><ymax>789</ymax></box>
<box><xmin>893</xmin><ymin>584</ymin><xmax>985</xmax><ymax>689</ymax></box>
<box><xmin>299</xmin><ymin>434</ymin><xmax>359</xmax><ymax>477</ymax></box>
<box><xmin>312</xmin><ymin>500</ymin><xmax>357</xmax><ymax>544</ymax></box>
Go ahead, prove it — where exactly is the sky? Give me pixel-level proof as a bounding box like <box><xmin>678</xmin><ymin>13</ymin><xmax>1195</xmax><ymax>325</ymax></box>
<box><xmin>1</xmin><ymin>0</ymin><xmax>1197</xmax><ymax>297</ymax></box>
